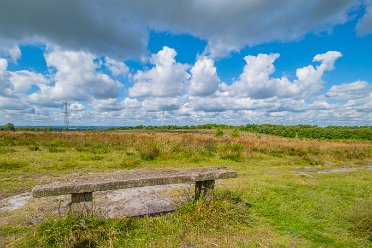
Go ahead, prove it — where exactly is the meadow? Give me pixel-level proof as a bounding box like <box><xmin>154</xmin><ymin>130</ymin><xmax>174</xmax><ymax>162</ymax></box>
<box><xmin>0</xmin><ymin>129</ymin><xmax>371</xmax><ymax>247</ymax></box>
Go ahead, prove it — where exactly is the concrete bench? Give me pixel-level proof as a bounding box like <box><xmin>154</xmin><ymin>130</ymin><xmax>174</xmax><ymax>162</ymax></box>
<box><xmin>32</xmin><ymin>167</ymin><xmax>238</xmax><ymax>208</ymax></box>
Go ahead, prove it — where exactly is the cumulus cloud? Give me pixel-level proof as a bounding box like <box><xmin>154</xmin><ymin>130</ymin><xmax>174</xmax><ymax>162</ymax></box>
<box><xmin>0</xmin><ymin>96</ymin><xmax>31</xmax><ymax>111</ymax></box>
<box><xmin>0</xmin><ymin>0</ymin><xmax>363</xmax><ymax>58</ymax></box>
<box><xmin>325</xmin><ymin>80</ymin><xmax>372</xmax><ymax>114</ymax></box>
<box><xmin>223</xmin><ymin>51</ymin><xmax>342</xmax><ymax>99</ymax></box>
<box><xmin>325</xmin><ymin>80</ymin><xmax>371</xmax><ymax>99</ymax></box>
<box><xmin>104</xmin><ymin>57</ymin><xmax>129</xmax><ymax>77</ymax></box>
<box><xmin>69</xmin><ymin>102</ymin><xmax>85</xmax><ymax>111</ymax></box>
<box><xmin>0</xmin><ymin>45</ymin><xmax>21</xmax><ymax>63</ymax></box>
<box><xmin>1</xmin><ymin>45</ymin><xmax>370</xmax><ymax>126</ymax></box>
<box><xmin>142</xmin><ymin>97</ymin><xmax>186</xmax><ymax>112</ymax></box>
<box><xmin>30</xmin><ymin>49</ymin><xmax>122</xmax><ymax>105</ymax></box>
<box><xmin>92</xmin><ymin>98</ymin><xmax>124</xmax><ymax>112</ymax></box>
<box><xmin>0</xmin><ymin>59</ymin><xmax>12</xmax><ymax>96</ymax></box>
<box><xmin>0</xmin><ymin>58</ymin><xmax>49</xmax><ymax>97</ymax></box>
<box><xmin>189</xmin><ymin>56</ymin><xmax>220</xmax><ymax>96</ymax></box>
<box><xmin>129</xmin><ymin>46</ymin><xmax>190</xmax><ymax>98</ymax></box>
<box><xmin>0</xmin><ymin>57</ymin><xmax>48</xmax><ymax>114</ymax></box>
<box><xmin>9</xmin><ymin>70</ymin><xmax>48</xmax><ymax>93</ymax></box>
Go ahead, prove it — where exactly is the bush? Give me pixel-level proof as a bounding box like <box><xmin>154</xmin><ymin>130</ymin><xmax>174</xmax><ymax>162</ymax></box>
<box><xmin>215</xmin><ymin>128</ymin><xmax>224</xmax><ymax>137</ymax></box>
<box><xmin>231</xmin><ymin>128</ymin><xmax>240</xmax><ymax>138</ymax></box>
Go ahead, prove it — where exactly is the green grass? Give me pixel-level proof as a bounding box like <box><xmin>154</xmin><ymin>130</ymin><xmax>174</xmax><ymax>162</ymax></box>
<box><xmin>0</xmin><ymin>130</ymin><xmax>371</xmax><ymax>247</ymax></box>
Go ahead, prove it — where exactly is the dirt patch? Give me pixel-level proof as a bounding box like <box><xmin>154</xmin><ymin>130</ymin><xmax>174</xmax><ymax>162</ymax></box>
<box><xmin>317</xmin><ymin>165</ymin><xmax>372</xmax><ymax>173</ymax></box>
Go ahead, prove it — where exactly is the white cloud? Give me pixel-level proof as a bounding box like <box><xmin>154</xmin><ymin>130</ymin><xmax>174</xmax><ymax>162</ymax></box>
<box><xmin>105</xmin><ymin>57</ymin><xmax>129</xmax><ymax>77</ymax></box>
<box><xmin>0</xmin><ymin>45</ymin><xmax>21</xmax><ymax>63</ymax></box>
<box><xmin>92</xmin><ymin>98</ymin><xmax>124</xmax><ymax>112</ymax></box>
<box><xmin>189</xmin><ymin>56</ymin><xmax>220</xmax><ymax>96</ymax></box>
<box><xmin>325</xmin><ymin>80</ymin><xmax>371</xmax><ymax>99</ymax></box>
<box><xmin>0</xmin><ymin>58</ymin><xmax>48</xmax><ymax>113</ymax></box>
<box><xmin>142</xmin><ymin>97</ymin><xmax>186</xmax><ymax>111</ymax></box>
<box><xmin>8</xmin><ymin>46</ymin><xmax>21</xmax><ymax>63</ymax></box>
<box><xmin>69</xmin><ymin>102</ymin><xmax>85</xmax><ymax>111</ymax></box>
<box><xmin>123</xmin><ymin>97</ymin><xmax>142</xmax><ymax>109</ymax></box>
<box><xmin>0</xmin><ymin>59</ymin><xmax>12</xmax><ymax>96</ymax></box>
<box><xmin>0</xmin><ymin>58</ymin><xmax>49</xmax><ymax>96</ymax></box>
<box><xmin>129</xmin><ymin>46</ymin><xmax>190</xmax><ymax>98</ymax></box>
<box><xmin>30</xmin><ymin>49</ymin><xmax>122</xmax><ymax>105</ymax></box>
<box><xmin>9</xmin><ymin>70</ymin><xmax>48</xmax><ymax>93</ymax></box>
<box><xmin>1</xmin><ymin>46</ymin><xmax>371</xmax><ymax>126</ymax></box>
<box><xmin>223</xmin><ymin>51</ymin><xmax>342</xmax><ymax>99</ymax></box>
<box><xmin>0</xmin><ymin>96</ymin><xmax>31</xmax><ymax>111</ymax></box>
<box><xmin>325</xmin><ymin>80</ymin><xmax>372</xmax><ymax>114</ymax></box>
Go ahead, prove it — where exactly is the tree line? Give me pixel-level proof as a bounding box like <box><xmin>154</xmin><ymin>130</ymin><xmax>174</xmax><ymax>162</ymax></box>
<box><xmin>3</xmin><ymin>123</ymin><xmax>371</xmax><ymax>140</ymax></box>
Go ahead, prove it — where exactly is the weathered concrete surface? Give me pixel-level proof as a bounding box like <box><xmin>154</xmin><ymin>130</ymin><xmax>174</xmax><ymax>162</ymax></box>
<box><xmin>0</xmin><ymin>184</ymin><xmax>194</xmax><ymax>224</ymax></box>
<box><xmin>0</xmin><ymin>193</ymin><xmax>31</xmax><ymax>211</ymax></box>
<box><xmin>33</xmin><ymin>167</ymin><xmax>237</xmax><ymax>198</ymax></box>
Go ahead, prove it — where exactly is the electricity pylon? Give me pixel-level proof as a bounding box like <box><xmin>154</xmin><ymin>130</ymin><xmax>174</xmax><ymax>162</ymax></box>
<box><xmin>63</xmin><ymin>103</ymin><xmax>69</xmax><ymax>130</ymax></box>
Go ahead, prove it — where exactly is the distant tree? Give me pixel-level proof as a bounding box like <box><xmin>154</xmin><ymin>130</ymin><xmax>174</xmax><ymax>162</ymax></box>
<box><xmin>0</xmin><ymin>123</ymin><xmax>15</xmax><ymax>131</ymax></box>
<box><xmin>6</xmin><ymin>123</ymin><xmax>15</xmax><ymax>130</ymax></box>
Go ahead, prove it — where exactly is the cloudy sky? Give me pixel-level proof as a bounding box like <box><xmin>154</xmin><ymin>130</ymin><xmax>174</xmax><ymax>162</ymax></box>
<box><xmin>0</xmin><ymin>0</ymin><xmax>371</xmax><ymax>126</ymax></box>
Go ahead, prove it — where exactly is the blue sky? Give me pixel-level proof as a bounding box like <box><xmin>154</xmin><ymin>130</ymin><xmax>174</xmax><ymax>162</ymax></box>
<box><xmin>0</xmin><ymin>0</ymin><xmax>371</xmax><ymax>126</ymax></box>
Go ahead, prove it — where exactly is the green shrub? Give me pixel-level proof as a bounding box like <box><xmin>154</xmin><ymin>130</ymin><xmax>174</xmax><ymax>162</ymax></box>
<box><xmin>231</xmin><ymin>128</ymin><xmax>240</xmax><ymax>138</ymax></box>
<box><xmin>215</xmin><ymin>128</ymin><xmax>224</xmax><ymax>137</ymax></box>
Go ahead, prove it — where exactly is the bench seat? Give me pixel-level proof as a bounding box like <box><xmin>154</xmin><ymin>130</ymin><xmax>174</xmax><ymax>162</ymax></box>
<box><xmin>32</xmin><ymin>167</ymin><xmax>238</xmax><ymax>202</ymax></box>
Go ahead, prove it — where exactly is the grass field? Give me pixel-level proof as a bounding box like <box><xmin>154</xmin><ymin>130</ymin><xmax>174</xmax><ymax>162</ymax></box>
<box><xmin>0</xmin><ymin>130</ymin><xmax>371</xmax><ymax>247</ymax></box>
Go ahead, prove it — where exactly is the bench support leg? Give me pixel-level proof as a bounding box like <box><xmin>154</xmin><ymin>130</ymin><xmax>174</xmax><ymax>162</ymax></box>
<box><xmin>71</xmin><ymin>192</ymin><xmax>93</xmax><ymax>203</ymax></box>
<box><xmin>68</xmin><ymin>192</ymin><xmax>94</xmax><ymax>216</ymax></box>
<box><xmin>195</xmin><ymin>180</ymin><xmax>215</xmax><ymax>200</ymax></box>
